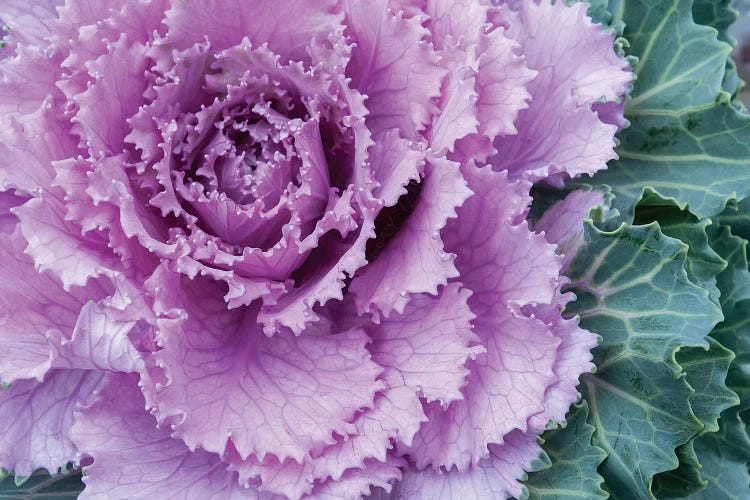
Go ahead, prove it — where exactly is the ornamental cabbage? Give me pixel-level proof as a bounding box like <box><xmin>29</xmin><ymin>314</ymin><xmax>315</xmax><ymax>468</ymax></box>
<box><xmin>0</xmin><ymin>0</ymin><xmax>630</xmax><ymax>498</ymax></box>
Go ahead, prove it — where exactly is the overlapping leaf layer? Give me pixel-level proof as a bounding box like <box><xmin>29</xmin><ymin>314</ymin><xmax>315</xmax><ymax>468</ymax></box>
<box><xmin>1</xmin><ymin>1</ymin><xmax>749</xmax><ymax>499</ymax></box>
<box><xmin>525</xmin><ymin>0</ymin><xmax>750</xmax><ymax>498</ymax></box>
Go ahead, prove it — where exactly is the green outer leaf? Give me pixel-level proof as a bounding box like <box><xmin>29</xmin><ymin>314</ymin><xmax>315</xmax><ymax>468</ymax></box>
<box><xmin>564</xmin><ymin>221</ymin><xmax>721</xmax><ymax>499</ymax></box>
<box><xmin>524</xmin><ymin>402</ymin><xmax>607</xmax><ymax>500</ymax></box>
<box><xmin>625</xmin><ymin>0</ymin><xmax>727</xmax><ymax>111</ymax></box>
<box><xmin>692</xmin><ymin>0</ymin><xmax>736</xmax><ymax>44</ymax></box>
<box><xmin>716</xmin><ymin>198</ymin><xmax>750</xmax><ymax>243</ymax></box>
<box><xmin>585</xmin><ymin>0</ymin><xmax>625</xmax><ymax>33</ymax></box>
<box><xmin>667</xmin><ymin>224</ymin><xmax>750</xmax><ymax>499</ymax></box>
<box><xmin>597</xmin><ymin>102</ymin><xmax>750</xmax><ymax>221</ymax></box>
<box><xmin>651</xmin><ymin>338</ymin><xmax>739</xmax><ymax>498</ymax></box>
<box><xmin>707</xmin><ymin>225</ymin><xmax>750</xmax><ymax>409</ymax></box>
<box><xmin>589</xmin><ymin>0</ymin><xmax>750</xmax><ymax>220</ymax></box>
<box><xmin>565</xmin><ymin>222</ymin><xmax>721</xmax><ymax>361</ymax></box>
<box><xmin>651</xmin><ymin>441</ymin><xmax>706</xmax><ymax>498</ymax></box>
<box><xmin>631</xmin><ymin>198</ymin><xmax>736</xmax><ymax>497</ymax></box>
<box><xmin>691</xmin><ymin>0</ymin><xmax>743</xmax><ymax>97</ymax></box>
<box><xmin>634</xmin><ymin>198</ymin><xmax>726</xmax><ymax>304</ymax></box>
<box><xmin>567</xmin><ymin>2</ymin><xmax>750</xmax><ymax>499</ymax></box>
<box><xmin>688</xmin><ymin>409</ymin><xmax>750</xmax><ymax>499</ymax></box>
<box><xmin>0</xmin><ymin>469</ymin><xmax>83</xmax><ymax>500</ymax></box>
<box><xmin>581</xmin><ymin>356</ymin><xmax>700</xmax><ymax>500</ymax></box>
<box><xmin>677</xmin><ymin>338</ymin><xmax>738</xmax><ymax>435</ymax></box>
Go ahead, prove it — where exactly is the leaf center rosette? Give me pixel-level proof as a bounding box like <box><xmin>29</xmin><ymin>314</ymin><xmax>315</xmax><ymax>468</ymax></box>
<box><xmin>0</xmin><ymin>1</ymin><xmax>631</xmax><ymax>499</ymax></box>
<box><xmin>75</xmin><ymin>32</ymin><xmax>387</xmax><ymax>332</ymax></box>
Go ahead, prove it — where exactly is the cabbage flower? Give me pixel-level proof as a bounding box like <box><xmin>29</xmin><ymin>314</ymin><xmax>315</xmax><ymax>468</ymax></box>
<box><xmin>0</xmin><ymin>0</ymin><xmax>630</xmax><ymax>498</ymax></box>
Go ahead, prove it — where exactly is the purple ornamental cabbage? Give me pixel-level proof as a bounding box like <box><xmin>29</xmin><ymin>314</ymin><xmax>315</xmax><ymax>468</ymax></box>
<box><xmin>0</xmin><ymin>0</ymin><xmax>631</xmax><ymax>498</ymax></box>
